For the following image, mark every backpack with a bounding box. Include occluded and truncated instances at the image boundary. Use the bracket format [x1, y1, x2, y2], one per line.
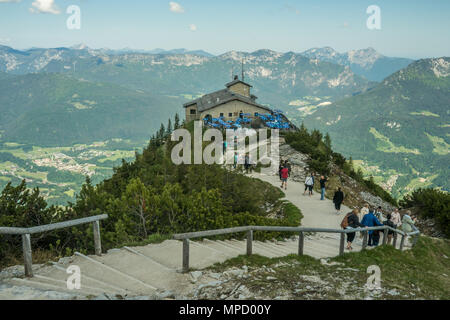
[340, 212, 353, 229]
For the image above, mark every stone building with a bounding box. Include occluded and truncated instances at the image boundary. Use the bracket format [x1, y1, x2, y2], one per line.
[183, 76, 273, 122]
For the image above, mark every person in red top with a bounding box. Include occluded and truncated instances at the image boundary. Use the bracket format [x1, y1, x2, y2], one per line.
[280, 166, 289, 190]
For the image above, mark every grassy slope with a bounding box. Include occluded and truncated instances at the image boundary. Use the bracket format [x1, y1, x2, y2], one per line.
[208, 237, 450, 300]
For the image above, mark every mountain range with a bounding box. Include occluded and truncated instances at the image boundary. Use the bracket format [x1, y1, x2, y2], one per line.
[304, 57, 449, 197]
[0, 45, 412, 81]
[0, 45, 380, 146]
[300, 47, 414, 81]
[0, 44, 447, 199]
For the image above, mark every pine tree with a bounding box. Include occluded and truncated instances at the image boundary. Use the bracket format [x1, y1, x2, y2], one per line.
[300, 122, 307, 134]
[159, 123, 165, 140]
[174, 113, 180, 130]
[324, 133, 332, 150]
[167, 119, 173, 135]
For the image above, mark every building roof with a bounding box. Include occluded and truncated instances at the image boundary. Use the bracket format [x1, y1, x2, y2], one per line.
[225, 79, 253, 88]
[183, 88, 272, 113]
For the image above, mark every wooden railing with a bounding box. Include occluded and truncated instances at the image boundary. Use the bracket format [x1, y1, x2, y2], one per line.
[173, 225, 420, 273]
[0, 214, 108, 277]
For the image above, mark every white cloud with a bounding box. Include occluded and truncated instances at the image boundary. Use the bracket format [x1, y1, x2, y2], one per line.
[29, 0, 60, 14]
[169, 2, 184, 14]
[189, 24, 197, 32]
[0, 0, 21, 3]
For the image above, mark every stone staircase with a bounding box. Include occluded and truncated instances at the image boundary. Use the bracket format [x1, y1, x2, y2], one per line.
[1, 231, 410, 300]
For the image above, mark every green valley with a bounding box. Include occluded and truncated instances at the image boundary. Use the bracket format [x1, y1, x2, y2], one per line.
[304, 58, 450, 198]
[0, 139, 146, 205]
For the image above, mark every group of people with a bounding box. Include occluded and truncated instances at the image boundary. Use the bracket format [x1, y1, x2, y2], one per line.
[341, 205, 418, 251]
[278, 167, 345, 216]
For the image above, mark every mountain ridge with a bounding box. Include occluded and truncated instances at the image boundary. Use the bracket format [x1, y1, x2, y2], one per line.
[303, 57, 450, 197]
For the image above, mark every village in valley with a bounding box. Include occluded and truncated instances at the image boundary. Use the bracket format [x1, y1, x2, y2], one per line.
[0, 139, 141, 204]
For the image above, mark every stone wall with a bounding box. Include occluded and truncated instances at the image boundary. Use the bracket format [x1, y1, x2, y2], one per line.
[200, 100, 269, 122]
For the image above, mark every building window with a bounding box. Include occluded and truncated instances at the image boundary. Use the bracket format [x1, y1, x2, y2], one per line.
[228, 113, 233, 117]
[220, 113, 224, 117]
[234, 112, 238, 116]
[190, 109, 197, 115]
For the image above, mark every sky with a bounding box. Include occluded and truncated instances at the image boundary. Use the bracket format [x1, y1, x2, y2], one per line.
[0, 0, 449, 59]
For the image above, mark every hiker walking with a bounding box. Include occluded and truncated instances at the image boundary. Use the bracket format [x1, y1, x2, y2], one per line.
[304, 173, 314, 197]
[319, 175, 328, 200]
[244, 154, 250, 173]
[233, 152, 238, 169]
[279, 161, 284, 180]
[383, 214, 396, 245]
[361, 207, 384, 246]
[360, 204, 369, 221]
[375, 206, 384, 221]
[401, 211, 418, 246]
[390, 208, 402, 228]
[285, 160, 292, 177]
[359, 204, 370, 239]
[280, 165, 289, 190]
[341, 209, 366, 251]
[333, 188, 344, 214]
[248, 153, 254, 173]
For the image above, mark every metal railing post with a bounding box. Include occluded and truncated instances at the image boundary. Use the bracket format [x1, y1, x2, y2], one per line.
[393, 232, 398, 248]
[362, 231, 368, 250]
[400, 235, 406, 250]
[22, 234, 33, 277]
[246, 230, 253, 256]
[382, 228, 389, 245]
[298, 232, 304, 256]
[339, 233, 345, 256]
[182, 239, 190, 273]
[93, 221, 102, 256]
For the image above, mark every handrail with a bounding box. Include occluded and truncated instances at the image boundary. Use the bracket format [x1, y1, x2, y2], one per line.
[173, 225, 409, 240]
[173, 225, 420, 273]
[0, 214, 108, 235]
[0, 214, 108, 277]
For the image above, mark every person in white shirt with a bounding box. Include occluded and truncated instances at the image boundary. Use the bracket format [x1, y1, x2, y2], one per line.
[390, 208, 402, 227]
[375, 206, 384, 221]
[359, 204, 370, 239]
[359, 204, 369, 221]
[304, 174, 315, 197]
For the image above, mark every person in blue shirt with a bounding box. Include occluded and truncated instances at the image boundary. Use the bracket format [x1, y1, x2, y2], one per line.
[361, 208, 384, 246]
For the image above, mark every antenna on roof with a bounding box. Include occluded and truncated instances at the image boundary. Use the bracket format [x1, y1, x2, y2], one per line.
[241, 58, 245, 81]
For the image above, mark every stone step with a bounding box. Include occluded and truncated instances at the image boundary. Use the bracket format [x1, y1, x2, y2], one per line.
[71, 252, 158, 295]
[263, 241, 298, 256]
[6, 277, 96, 298]
[216, 240, 246, 254]
[30, 262, 129, 296]
[123, 246, 176, 272]
[48, 255, 147, 296]
[252, 241, 285, 258]
[50, 262, 129, 294]
[202, 238, 244, 256]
